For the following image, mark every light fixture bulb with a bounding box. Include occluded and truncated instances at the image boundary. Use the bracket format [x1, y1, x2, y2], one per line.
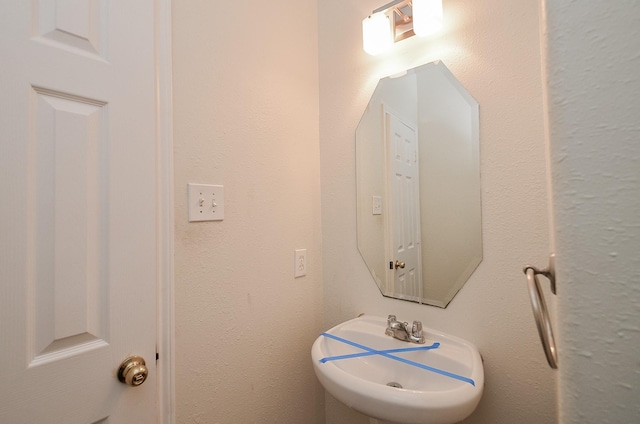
[362, 12, 392, 55]
[412, 0, 443, 37]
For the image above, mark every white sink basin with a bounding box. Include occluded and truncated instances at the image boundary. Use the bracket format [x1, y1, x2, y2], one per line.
[311, 315, 484, 424]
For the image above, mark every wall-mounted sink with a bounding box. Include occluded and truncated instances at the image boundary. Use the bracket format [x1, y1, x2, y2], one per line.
[311, 315, 484, 424]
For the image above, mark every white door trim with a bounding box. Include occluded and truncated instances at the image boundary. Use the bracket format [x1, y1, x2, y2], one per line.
[155, 0, 175, 422]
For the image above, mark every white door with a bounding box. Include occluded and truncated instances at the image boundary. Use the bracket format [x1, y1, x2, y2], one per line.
[0, 1, 159, 422]
[385, 109, 422, 301]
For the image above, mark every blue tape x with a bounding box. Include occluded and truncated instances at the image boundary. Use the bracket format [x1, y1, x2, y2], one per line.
[319, 332, 475, 386]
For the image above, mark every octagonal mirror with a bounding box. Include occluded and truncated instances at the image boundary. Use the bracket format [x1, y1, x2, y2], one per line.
[356, 61, 482, 308]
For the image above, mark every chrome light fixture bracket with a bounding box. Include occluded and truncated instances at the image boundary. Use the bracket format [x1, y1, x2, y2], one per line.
[362, 0, 443, 55]
[374, 0, 417, 42]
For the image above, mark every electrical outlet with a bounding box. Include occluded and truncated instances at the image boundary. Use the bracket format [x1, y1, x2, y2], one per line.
[294, 249, 307, 278]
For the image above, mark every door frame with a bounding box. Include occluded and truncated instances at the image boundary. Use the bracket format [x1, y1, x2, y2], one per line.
[155, 0, 175, 422]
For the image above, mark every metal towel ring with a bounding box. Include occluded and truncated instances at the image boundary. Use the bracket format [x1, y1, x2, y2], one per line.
[523, 253, 558, 369]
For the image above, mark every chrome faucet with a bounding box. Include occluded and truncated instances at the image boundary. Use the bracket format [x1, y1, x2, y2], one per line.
[385, 315, 425, 344]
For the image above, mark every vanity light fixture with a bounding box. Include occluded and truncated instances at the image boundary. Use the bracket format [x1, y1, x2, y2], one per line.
[362, 12, 393, 55]
[362, 0, 443, 55]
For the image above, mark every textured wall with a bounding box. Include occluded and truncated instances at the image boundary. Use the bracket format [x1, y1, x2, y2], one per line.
[172, 1, 325, 423]
[318, 0, 557, 423]
[544, 1, 640, 423]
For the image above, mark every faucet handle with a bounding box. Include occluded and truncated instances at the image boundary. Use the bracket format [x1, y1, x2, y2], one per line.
[411, 321, 425, 343]
[411, 321, 423, 336]
[385, 315, 396, 337]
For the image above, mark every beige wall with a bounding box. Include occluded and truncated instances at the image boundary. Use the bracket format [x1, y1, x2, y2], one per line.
[172, 1, 324, 423]
[318, 0, 557, 423]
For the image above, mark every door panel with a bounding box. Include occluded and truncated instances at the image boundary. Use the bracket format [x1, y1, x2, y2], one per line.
[30, 87, 109, 365]
[0, 1, 158, 422]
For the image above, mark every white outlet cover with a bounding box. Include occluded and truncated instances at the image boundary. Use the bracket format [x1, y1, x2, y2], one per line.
[294, 249, 307, 278]
[188, 183, 224, 222]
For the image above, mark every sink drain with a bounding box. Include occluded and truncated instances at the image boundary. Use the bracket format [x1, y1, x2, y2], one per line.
[386, 382, 403, 388]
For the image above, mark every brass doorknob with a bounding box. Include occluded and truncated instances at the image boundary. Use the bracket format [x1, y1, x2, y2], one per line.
[394, 260, 406, 269]
[118, 355, 148, 386]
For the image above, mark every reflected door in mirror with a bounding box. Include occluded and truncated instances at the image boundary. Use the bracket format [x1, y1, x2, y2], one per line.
[385, 109, 422, 301]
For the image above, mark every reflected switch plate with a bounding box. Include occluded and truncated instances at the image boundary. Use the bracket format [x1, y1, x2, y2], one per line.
[372, 196, 382, 215]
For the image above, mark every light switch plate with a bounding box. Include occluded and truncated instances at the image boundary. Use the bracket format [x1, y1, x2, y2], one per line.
[188, 183, 224, 222]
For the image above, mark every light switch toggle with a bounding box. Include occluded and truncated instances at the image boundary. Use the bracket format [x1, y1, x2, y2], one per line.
[188, 183, 225, 222]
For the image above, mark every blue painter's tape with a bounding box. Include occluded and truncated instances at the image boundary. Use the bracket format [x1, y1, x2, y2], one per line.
[319, 332, 475, 387]
[320, 343, 440, 363]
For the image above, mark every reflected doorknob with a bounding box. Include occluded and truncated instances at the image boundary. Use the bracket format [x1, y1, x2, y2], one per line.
[118, 355, 148, 386]
[394, 260, 406, 269]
